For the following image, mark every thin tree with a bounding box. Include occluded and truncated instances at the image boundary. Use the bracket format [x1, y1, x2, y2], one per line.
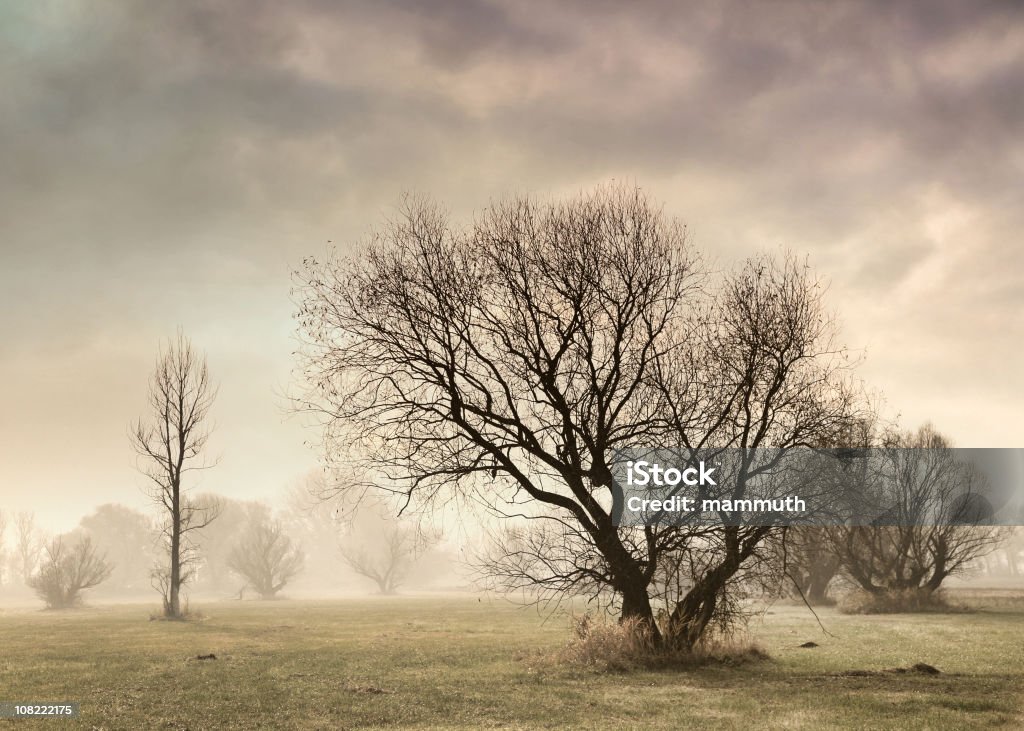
[227, 518, 304, 599]
[28, 535, 113, 609]
[131, 330, 219, 618]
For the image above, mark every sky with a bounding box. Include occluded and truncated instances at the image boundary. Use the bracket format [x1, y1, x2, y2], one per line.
[2, 0, 1022, 535]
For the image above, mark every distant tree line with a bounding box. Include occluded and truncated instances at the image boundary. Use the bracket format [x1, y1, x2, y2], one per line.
[0, 475, 451, 610]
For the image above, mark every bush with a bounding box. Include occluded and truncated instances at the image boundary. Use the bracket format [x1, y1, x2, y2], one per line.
[556, 615, 768, 672]
[559, 616, 656, 671]
[837, 588, 967, 614]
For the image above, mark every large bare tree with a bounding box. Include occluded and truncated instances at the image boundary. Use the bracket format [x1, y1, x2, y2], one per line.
[296, 186, 860, 649]
[131, 331, 219, 618]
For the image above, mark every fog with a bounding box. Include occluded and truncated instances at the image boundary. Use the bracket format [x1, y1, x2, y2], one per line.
[0, 471, 484, 609]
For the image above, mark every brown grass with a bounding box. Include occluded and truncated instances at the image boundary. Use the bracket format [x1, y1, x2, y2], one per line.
[1, 596, 1022, 728]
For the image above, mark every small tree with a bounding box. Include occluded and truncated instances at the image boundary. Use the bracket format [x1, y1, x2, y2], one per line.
[341, 524, 430, 595]
[227, 519, 304, 599]
[191, 495, 268, 595]
[14, 511, 44, 585]
[29, 535, 113, 609]
[79, 504, 159, 596]
[281, 474, 349, 593]
[131, 330, 219, 618]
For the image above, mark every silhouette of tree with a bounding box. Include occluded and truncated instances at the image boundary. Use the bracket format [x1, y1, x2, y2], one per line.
[131, 330, 219, 618]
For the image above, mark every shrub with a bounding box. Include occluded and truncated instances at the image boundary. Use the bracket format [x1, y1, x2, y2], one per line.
[556, 614, 768, 672]
[837, 588, 967, 614]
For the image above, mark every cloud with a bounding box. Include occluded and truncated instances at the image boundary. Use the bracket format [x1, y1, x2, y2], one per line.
[1, 0, 1021, 529]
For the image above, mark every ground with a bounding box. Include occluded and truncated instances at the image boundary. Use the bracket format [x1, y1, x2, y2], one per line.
[0, 592, 1022, 729]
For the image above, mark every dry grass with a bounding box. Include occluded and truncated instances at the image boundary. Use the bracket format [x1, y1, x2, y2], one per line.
[0, 594, 1021, 728]
[555, 614, 769, 672]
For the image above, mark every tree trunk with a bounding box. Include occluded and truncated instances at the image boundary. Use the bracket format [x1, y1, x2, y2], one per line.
[619, 577, 660, 644]
[664, 526, 771, 651]
[168, 481, 181, 618]
[667, 572, 723, 651]
[597, 524, 661, 644]
[924, 537, 948, 593]
[806, 560, 838, 604]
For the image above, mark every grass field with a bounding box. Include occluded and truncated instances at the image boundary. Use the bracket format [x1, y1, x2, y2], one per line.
[1, 593, 1022, 729]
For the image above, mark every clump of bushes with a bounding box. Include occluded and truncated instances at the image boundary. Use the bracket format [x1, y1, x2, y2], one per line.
[147, 598, 205, 622]
[837, 588, 967, 615]
[558, 616, 656, 671]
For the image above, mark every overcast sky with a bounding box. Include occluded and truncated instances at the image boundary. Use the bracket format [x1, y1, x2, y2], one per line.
[2, 0, 1022, 534]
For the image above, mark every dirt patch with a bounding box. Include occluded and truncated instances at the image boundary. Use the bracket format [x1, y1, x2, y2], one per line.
[346, 684, 393, 695]
[831, 663, 942, 678]
[889, 662, 941, 675]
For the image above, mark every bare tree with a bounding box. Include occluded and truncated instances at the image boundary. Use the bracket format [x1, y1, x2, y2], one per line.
[297, 187, 697, 634]
[28, 535, 113, 609]
[13, 511, 44, 585]
[190, 495, 267, 596]
[281, 474, 350, 593]
[227, 518, 304, 599]
[79, 504, 160, 597]
[295, 186, 861, 649]
[828, 424, 1008, 606]
[470, 255, 861, 649]
[131, 330, 219, 618]
[777, 527, 842, 605]
[1003, 527, 1024, 576]
[341, 524, 432, 595]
